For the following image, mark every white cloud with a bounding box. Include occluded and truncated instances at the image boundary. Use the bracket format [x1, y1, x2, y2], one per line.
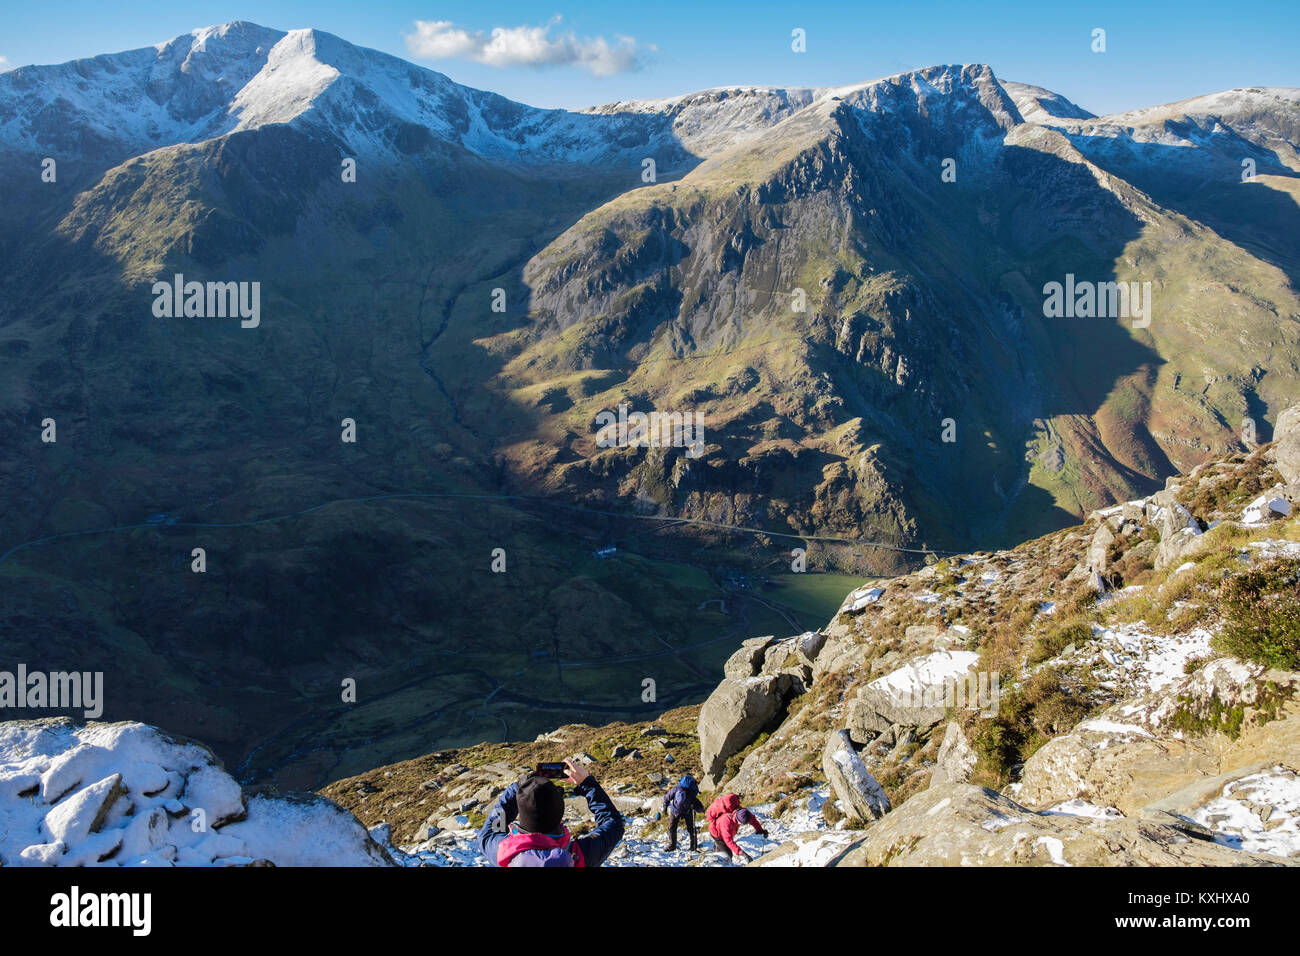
[0, 56, 11, 73]
[405, 16, 649, 76]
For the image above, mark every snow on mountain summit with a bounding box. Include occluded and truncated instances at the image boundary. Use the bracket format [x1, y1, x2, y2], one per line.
[2, 21, 1295, 191]
[0, 28, 1071, 173]
[0, 21, 284, 159]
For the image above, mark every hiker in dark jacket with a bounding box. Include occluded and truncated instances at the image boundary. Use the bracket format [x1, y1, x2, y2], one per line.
[662, 774, 705, 852]
[477, 758, 624, 867]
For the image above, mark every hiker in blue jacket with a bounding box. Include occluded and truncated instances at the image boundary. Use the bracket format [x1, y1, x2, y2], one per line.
[662, 774, 705, 852]
[477, 758, 624, 867]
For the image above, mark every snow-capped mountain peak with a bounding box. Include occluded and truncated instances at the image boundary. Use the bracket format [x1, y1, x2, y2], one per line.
[2, 21, 1295, 182]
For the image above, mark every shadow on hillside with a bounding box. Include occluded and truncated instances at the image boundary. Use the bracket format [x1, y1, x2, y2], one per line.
[0, 112, 727, 788]
[1063, 132, 1300, 290]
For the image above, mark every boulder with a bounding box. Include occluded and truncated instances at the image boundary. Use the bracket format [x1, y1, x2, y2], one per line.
[1243, 494, 1291, 523]
[1145, 488, 1179, 526]
[1126, 538, 1157, 565]
[795, 630, 828, 661]
[853, 651, 981, 732]
[760, 640, 812, 684]
[1155, 501, 1202, 570]
[1275, 403, 1300, 484]
[1121, 500, 1146, 524]
[698, 673, 798, 787]
[1016, 660, 1300, 815]
[723, 636, 777, 680]
[1086, 521, 1115, 573]
[929, 722, 977, 787]
[845, 697, 892, 744]
[42, 774, 125, 845]
[821, 731, 891, 824]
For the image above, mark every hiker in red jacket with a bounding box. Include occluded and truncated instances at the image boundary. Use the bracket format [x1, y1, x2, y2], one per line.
[705, 792, 768, 864]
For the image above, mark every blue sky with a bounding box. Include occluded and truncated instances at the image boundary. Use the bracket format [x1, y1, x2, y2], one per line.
[2, 1, 1297, 114]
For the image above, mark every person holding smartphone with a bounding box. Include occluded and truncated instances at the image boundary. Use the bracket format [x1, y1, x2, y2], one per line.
[476, 758, 624, 867]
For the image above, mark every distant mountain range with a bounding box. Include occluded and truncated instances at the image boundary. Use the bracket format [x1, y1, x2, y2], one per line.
[2, 21, 1297, 788]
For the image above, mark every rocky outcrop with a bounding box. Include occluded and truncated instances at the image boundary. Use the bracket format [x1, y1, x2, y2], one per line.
[823, 785, 1293, 866]
[1154, 499, 1204, 570]
[822, 730, 891, 823]
[1275, 403, 1300, 485]
[699, 674, 801, 788]
[1085, 521, 1115, 574]
[0, 719, 394, 867]
[723, 636, 778, 680]
[700, 629, 829, 787]
[1016, 660, 1300, 816]
[929, 722, 977, 787]
[846, 651, 980, 742]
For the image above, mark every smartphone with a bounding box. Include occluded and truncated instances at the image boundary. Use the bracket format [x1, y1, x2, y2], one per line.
[536, 762, 568, 779]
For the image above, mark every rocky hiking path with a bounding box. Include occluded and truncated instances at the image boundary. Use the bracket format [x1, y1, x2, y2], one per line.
[8, 411, 1300, 866]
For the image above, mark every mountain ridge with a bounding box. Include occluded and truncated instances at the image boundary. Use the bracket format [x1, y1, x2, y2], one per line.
[8, 21, 1294, 171]
[2, 21, 1299, 791]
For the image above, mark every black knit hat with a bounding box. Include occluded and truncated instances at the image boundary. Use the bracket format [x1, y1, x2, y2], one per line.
[516, 774, 565, 834]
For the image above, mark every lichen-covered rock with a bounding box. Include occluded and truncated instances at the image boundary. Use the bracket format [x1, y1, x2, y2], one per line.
[852, 651, 980, 734]
[1274, 403, 1300, 485]
[929, 722, 977, 787]
[723, 636, 777, 680]
[821, 730, 891, 823]
[698, 673, 799, 788]
[1016, 661, 1300, 815]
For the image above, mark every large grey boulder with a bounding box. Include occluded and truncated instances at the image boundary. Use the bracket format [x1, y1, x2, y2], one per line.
[1275, 403, 1300, 484]
[723, 636, 778, 680]
[929, 722, 977, 787]
[851, 651, 981, 736]
[1086, 521, 1115, 573]
[760, 639, 813, 684]
[698, 673, 798, 788]
[821, 731, 891, 824]
[1154, 501, 1202, 570]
